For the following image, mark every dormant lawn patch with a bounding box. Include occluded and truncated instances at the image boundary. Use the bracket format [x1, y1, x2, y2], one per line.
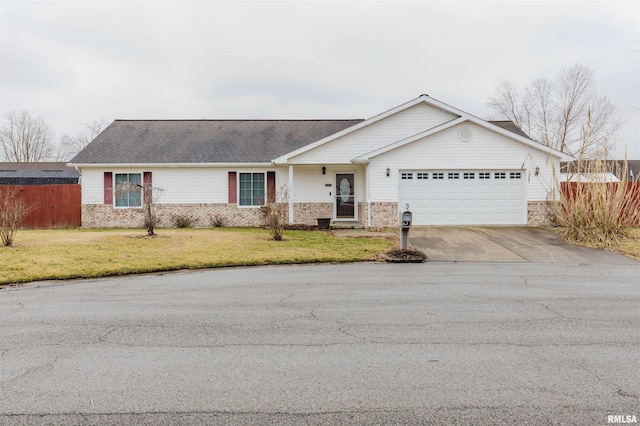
[0, 228, 392, 285]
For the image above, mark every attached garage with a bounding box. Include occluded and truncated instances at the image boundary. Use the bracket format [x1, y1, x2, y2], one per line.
[398, 170, 526, 225]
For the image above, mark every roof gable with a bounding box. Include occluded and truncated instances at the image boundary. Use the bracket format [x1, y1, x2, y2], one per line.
[352, 117, 570, 163]
[273, 95, 453, 163]
[273, 94, 560, 164]
[281, 102, 459, 165]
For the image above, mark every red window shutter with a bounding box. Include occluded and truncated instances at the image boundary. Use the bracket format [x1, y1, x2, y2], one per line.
[228, 171, 237, 204]
[267, 171, 276, 203]
[104, 172, 113, 204]
[143, 172, 152, 204]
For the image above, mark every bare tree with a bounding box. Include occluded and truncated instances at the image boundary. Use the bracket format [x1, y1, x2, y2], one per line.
[0, 110, 55, 162]
[56, 119, 108, 161]
[113, 180, 163, 236]
[487, 64, 621, 157]
[261, 185, 289, 241]
[0, 187, 36, 247]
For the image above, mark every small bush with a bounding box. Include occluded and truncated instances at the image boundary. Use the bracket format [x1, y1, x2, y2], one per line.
[262, 186, 289, 241]
[209, 214, 226, 228]
[0, 187, 36, 247]
[172, 214, 194, 228]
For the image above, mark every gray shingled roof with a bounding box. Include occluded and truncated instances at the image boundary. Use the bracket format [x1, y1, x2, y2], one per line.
[0, 162, 80, 185]
[70, 120, 364, 164]
[488, 121, 531, 139]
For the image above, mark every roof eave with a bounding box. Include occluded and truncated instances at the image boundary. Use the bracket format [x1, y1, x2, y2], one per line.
[68, 162, 276, 168]
[274, 95, 432, 163]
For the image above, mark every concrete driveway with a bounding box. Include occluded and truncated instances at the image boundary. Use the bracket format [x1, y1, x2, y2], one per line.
[407, 226, 638, 264]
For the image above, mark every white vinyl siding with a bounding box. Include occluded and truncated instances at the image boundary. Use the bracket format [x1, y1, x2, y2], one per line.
[290, 164, 365, 203]
[80, 167, 288, 205]
[289, 103, 458, 164]
[367, 122, 556, 203]
[151, 168, 229, 204]
[80, 168, 109, 204]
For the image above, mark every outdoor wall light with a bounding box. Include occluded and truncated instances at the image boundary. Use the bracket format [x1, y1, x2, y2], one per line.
[322, 166, 326, 175]
[386, 167, 390, 177]
[535, 166, 540, 176]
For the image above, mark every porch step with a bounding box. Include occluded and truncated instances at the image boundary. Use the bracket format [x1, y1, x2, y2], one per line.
[331, 222, 365, 230]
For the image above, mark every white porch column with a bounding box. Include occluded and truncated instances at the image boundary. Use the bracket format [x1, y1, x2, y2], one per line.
[365, 163, 371, 228]
[288, 164, 294, 224]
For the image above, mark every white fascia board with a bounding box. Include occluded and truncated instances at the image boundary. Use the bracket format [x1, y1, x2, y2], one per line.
[271, 93, 572, 165]
[352, 115, 573, 163]
[468, 117, 573, 161]
[273, 94, 435, 164]
[67, 162, 275, 168]
[420, 96, 572, 160]
[351, 117, 467, 162]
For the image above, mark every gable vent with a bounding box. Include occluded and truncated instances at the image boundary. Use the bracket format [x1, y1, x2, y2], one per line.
[458, 127, 473, 142]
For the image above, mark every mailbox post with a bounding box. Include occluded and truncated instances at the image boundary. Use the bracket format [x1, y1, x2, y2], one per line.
[401, 210, 412, 250]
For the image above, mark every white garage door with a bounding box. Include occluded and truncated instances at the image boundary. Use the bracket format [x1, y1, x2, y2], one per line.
[398, 170, 526, 225]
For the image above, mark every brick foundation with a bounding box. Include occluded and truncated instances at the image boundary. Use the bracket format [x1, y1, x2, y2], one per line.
[83, 202, 338, 229]
[82, 204, 265, 228]
[292, 203, 333, 225]
[368, 202, 398, 228]
[527, 201, 558, 226]
[83, 201, 553, 228]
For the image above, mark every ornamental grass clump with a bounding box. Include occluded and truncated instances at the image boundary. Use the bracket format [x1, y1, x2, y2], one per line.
[556, 155, 640, 246]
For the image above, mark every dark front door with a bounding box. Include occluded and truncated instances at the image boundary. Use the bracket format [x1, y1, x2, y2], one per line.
[335, 173, 355, 219]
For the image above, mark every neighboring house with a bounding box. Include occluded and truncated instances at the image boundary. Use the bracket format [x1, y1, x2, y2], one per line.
[69, 94, 570, 228]
[0, 162, 81, 229]
[0, 162, 80, 185]
[561, 160, 640, 183]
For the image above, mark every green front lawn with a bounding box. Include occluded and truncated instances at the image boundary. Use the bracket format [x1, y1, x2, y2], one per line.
[0, 228, 393, 285]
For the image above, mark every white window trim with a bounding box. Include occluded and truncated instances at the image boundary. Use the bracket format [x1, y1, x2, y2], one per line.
[237, 171, 267, 208]
[113, 172, 144, 209]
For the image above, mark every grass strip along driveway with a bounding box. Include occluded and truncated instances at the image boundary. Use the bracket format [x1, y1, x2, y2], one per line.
[0, 228, 393, 285]
[609, 227, 640, 260]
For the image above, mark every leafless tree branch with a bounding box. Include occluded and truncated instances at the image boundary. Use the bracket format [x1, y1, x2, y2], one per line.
[487, 64, 621, 158]
[0, 111, 55, 162]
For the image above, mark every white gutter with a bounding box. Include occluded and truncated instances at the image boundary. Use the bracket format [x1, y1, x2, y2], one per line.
[67, 162, 275, 168]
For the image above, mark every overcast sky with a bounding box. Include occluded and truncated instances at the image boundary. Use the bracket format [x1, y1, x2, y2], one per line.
[1, 0, 639, 158]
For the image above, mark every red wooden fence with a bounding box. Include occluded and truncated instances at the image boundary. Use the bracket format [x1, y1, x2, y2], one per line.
[2, 184, 81, 229]
[560, 182, 640, 225]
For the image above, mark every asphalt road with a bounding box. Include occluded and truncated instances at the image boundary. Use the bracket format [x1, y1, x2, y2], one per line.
[1, 262, 639, 425]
